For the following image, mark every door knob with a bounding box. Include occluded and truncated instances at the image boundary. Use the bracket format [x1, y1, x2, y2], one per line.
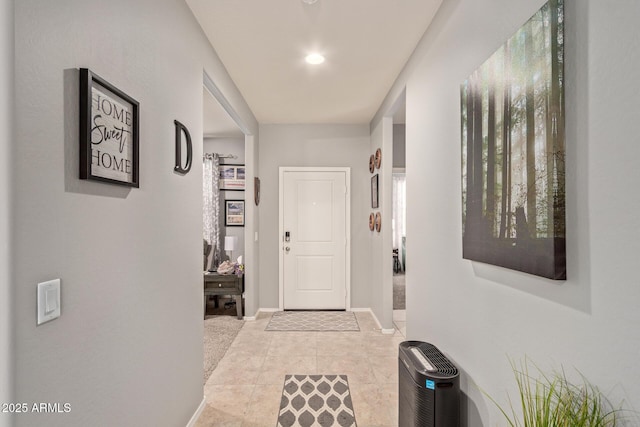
[285, 246, 290, 253]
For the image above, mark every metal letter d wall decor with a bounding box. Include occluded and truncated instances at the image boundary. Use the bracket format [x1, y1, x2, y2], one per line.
[174, 120, 193, 175]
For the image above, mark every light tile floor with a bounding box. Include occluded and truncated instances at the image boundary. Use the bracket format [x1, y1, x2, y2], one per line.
[195, 311, 405, 427]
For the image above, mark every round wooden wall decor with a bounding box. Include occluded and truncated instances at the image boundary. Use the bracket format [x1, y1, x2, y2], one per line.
[369, 213, 375, 231]
[374, 148, 382, 169]
[369, 154, 375, 173]
[375, 212, 382, 232]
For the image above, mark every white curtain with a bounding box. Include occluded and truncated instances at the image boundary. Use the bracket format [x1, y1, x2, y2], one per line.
[203, 154, 221, 271]
[392, 173, 406, 271]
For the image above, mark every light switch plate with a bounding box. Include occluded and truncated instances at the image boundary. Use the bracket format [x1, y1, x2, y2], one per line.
[37, 279, 61, 325]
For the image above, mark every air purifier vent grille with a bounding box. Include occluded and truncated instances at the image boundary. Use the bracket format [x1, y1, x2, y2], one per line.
[420, 343, 458, 376]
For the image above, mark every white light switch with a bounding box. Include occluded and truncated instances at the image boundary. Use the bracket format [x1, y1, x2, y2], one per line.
[45, 288, 58, 313]
[37, 279, 61, 325]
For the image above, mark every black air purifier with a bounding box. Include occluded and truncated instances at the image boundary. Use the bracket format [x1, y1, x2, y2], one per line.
[398, 341, 460, 427]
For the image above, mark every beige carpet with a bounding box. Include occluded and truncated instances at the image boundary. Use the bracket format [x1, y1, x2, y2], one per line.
[393, 274, 406, 310]
[203, 315, 244, 383]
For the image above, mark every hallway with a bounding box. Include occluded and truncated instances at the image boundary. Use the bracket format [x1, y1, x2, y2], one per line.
[195, 312, 405, 427]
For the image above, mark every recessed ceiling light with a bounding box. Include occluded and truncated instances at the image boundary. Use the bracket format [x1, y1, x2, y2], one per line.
[302, 0, 318, 4]
[305, 53, 325, 65]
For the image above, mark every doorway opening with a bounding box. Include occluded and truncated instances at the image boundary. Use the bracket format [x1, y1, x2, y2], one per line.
[391, 97, 406, 328]
[202, 86, 246, 317]
[201, 72, 256, 383]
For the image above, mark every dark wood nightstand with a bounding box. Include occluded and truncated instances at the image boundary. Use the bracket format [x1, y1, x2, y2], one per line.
[203, 272, 244, 319]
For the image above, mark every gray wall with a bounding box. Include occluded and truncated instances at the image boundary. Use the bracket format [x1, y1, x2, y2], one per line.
[203, 137, 246, 266]
[258, 124, 371, 309]
[392, 124, 406, 169]
[12, 0, 256, 426]
[243, 135, 260, 317]
[0, 0, 14, 425]
[369, 119, 394, 330]
[374, 0, 640, 424]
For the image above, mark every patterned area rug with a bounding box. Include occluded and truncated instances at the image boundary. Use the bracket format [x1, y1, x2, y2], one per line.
[265, 311, 359, 332]
[277, 375, 357, 427]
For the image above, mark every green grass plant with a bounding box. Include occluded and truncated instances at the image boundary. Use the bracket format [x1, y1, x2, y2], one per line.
[488, 358, 621, 427]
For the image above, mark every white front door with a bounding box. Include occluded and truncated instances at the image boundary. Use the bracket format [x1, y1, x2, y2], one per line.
[281, 169, 349, 310]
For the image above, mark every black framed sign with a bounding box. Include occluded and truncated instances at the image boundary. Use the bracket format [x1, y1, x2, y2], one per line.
[225, 200, 245, 227]
[79, 68, 140, 187]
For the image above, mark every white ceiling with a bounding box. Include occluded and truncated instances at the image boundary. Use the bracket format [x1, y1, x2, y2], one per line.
[187, 0, 442, 125]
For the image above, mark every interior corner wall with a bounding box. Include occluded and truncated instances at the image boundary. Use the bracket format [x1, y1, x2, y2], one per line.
[257, 124, 371, 310]
[369, 118, 394, 330]
[392, 125, 406, 169]
[0, 0, 14, 425]
[371, 0, 640, 424]
[13, 0, 256, 426]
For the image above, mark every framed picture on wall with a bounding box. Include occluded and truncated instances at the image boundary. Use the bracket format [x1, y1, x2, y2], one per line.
[225, 200, 245, 226]
[371, 174, 379, 208]
[79, 68, 140, 187]
[219, 164, 245, 190]
[460, 0, 566, 280]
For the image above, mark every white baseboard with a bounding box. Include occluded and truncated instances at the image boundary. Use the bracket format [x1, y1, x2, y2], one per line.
[393, 309, 406, 322]
[186, 397, 206, 427]
[350, 308, 395, 335]
[244, 307, 280, 321]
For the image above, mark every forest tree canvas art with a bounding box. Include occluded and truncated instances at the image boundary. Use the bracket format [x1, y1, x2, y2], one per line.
[461, 0, 566, 280]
